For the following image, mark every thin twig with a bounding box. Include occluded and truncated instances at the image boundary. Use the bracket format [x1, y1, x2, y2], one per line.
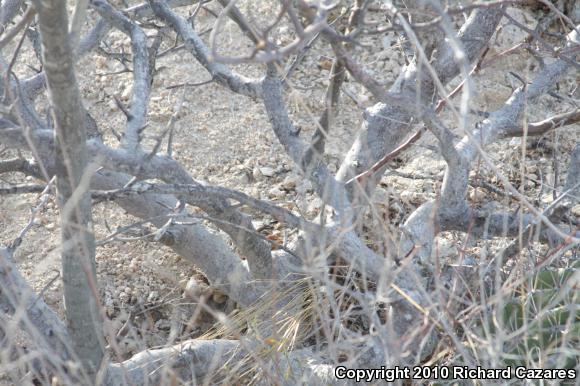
[0, 6, 36, 50]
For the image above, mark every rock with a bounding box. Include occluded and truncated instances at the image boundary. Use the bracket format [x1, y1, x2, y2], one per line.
[281, 175, 299, 190]
[268, 186, 285, 199]
[119, 292, 129, 303]
[147, 291, 159, 303]
[120, 337, 139, 355]
[572, 204, 580, 218]
[105, 294, 115, 317]
[382, 36, 393, 49]
[252, 167, 262, 180]
[527, 164, 538, 173]
[432, 238, 458, 259]
[468, 188, 485, 203]
[155, 319, 171, 330]
[184, 278, 209, 299]
[120, 85, 132, 101]
[95, 56, 107, 69]
[107, 99, 118, 111]
[152, 76, 164, 88]
[540, 194, 553, 205]
[260, 166, 275, 177]
[296, 180, 313, 195]
[400, 190, 423, 204]
[212, 290, 227, 304]
[236, 171, 251, 185]
[250, 186, 260, 197]
[252, 220, 267, 232]
[307, 197, 323, 215]
[509, 137, 521, 148]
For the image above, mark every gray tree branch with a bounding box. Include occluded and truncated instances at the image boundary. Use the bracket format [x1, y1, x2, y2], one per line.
[34, 0, 105, 378]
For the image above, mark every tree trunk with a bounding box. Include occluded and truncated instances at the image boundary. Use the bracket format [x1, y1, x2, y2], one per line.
[35, 0, 104, 380]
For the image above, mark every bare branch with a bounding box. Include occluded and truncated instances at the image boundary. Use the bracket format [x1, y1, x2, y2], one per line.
[0, 247, 73, 371]
[1, 1, 578, 382]
[0, 0, 24, 29]
[0, 184, 46, 194]
[215, 0, 261, 44]
[150, 0, 263, 99]
[0, 6, 35, 51]
[447, 26, 580, 213]
[104, 339, 241, 385]
[92, 170, 273, 306]
[301, 59, 345, 174]
[336, 7, 504, 201]
[399, 24, 580, 265]
[93, 182, 320, 233]
[0, 157, 41, 177]
[501, 109, 580, 137]
[125, 0, 202, 18]
[262, 64, 351, 214]
[208, 0, 330, 64]
[90, 0, 152, 149]
[0, 127, 276, 280]
[69, 0, 89, 50]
